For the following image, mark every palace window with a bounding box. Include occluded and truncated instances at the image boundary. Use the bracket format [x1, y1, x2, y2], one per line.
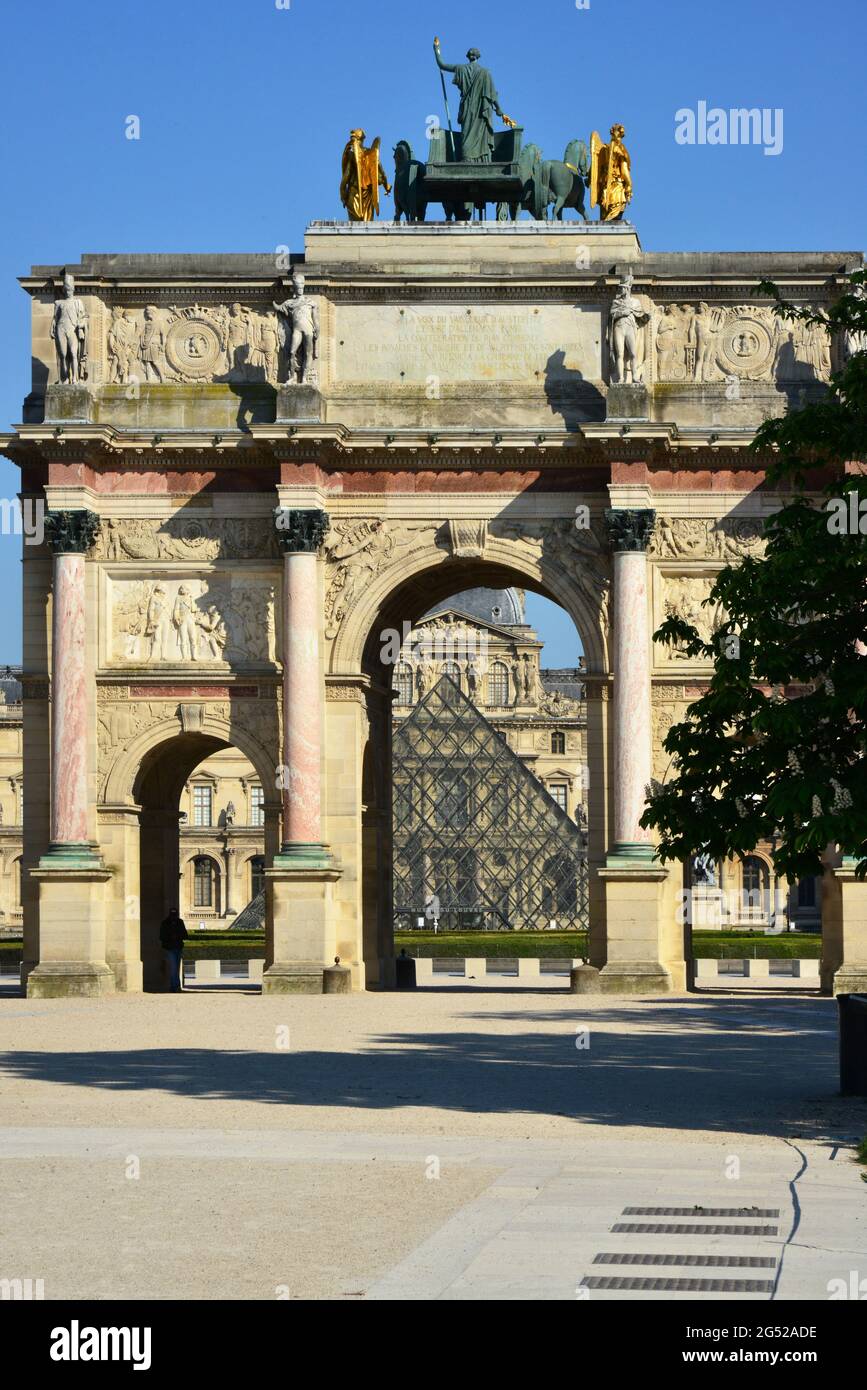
[394, 663, 414, 706]
[548, 784, 568, 812]
[192, 784, 213, 827]
[249, 785, 264, 827]
[551, 731, 566, 755]
[741, 855, 769, 915]
[797, 876, 817, 909]
[193, 856, 218, 909]
[250, 855, 266, 899]
[487, 662, 509, 706]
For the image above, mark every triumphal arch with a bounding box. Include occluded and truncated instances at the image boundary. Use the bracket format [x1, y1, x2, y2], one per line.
[3, 215, 864, 997]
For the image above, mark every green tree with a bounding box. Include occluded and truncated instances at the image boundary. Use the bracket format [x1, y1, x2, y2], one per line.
[642, 271, 867, 881]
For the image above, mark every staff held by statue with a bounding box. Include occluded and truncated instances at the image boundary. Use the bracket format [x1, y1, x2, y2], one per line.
[433, 36, 456, 159]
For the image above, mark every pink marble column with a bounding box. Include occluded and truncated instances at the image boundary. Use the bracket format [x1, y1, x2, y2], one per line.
[606, 508, 656, 860]
[275, 508, 330, 862]
[44, 510, 101, 856]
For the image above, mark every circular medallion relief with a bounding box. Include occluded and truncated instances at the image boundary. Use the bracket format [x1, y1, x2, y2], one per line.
[164, 317, 223, 379]
[716, 314, 773, 379]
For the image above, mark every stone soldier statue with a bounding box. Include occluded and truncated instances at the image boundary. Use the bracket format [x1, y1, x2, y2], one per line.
[51, 270, 88, 383]
[273, 272, 319, 385]
[433, 37, 515, 162]
[608, 272, 648, 384]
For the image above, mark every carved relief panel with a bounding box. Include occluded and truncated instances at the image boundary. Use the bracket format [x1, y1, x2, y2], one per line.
[101, 570, 278, 670]
[652, 569, 726, 670]
[653, 302, 832, 384]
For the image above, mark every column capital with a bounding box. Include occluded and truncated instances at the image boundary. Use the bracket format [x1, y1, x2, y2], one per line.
[605, 507, 656, 553]
[44, 508, 101, 555]
[273, 507, 330, 555]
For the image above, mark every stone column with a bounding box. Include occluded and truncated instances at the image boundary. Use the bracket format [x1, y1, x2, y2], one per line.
[275, 507, 331, 865]
[581, 505, 679, 995]
[605, 507, 656, 862]
[29, 508, 113, 998]
[43, 509, 101, 860]
[263, 507, 341, 994]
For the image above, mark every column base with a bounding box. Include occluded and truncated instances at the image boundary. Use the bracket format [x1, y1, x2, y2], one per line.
[828, 964, 867, 997]
[27, 961, 115, 999]
[38, 841, 105, 870]
[598, 962, 673, 994]
[605, 842, 657, 868]
[262, 961, 327, 995]
[597, 862, 680, 994]
[263, 857, 343, 996]
[29, 860, 114, 998]
[273, 842, 336, 871]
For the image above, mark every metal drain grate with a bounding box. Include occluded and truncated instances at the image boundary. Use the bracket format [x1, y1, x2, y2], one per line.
[582, 1275, 774, 1293]
[593, 1253, 777, 1268]
[612, 1223, 778, 1236]
[622, 1206, 779, 1218]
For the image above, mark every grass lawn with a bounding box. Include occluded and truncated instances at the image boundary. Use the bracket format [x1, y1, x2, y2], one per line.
[0, 927, 822, 969]
[394, 930, 822, 960]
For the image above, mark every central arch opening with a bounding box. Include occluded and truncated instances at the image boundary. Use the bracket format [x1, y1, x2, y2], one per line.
[356, 557, 597, 986]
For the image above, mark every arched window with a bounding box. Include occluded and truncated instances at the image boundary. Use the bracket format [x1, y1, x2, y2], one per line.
[250, 855, 266, 899]
[487, 662, 509, 706]
[394, 663, 414, 705]
[193, 856, 218, 910]
[741, 855, 769, 916]
[441, 662, 461, 684]
[551, 730, 566, 755]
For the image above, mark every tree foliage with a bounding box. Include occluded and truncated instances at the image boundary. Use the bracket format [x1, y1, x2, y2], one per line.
[642, 271, 867, 880]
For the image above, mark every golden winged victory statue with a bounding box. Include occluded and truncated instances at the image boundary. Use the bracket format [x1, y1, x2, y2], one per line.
[340, 128, 392, 222]
[590, 123, 633, 222]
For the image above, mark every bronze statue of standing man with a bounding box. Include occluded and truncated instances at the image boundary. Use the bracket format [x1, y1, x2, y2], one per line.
[433, 37, 515, 163]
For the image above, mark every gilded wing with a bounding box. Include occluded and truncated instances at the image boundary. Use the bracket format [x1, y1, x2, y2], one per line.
[589, 130, 606, 211]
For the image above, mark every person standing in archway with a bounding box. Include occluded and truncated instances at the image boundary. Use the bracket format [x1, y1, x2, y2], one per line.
[159, 907, 187, 993]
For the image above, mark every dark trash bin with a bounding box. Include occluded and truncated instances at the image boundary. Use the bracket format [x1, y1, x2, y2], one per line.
[395, 950, 417, 990]
[838, 994, 867, 1096]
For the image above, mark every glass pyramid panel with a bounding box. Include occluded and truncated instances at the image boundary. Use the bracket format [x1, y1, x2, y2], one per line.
[393, 676, 588, 931]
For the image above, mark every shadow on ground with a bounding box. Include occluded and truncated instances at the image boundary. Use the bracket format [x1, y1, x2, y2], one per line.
[2, 996, 862, 1141]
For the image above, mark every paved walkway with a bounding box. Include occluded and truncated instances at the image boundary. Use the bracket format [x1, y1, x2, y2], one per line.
[0, 988, 864, 1300]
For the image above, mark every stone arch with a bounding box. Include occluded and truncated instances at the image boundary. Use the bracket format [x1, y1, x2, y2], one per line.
[100, 713, 279, 991]
[327, 527, 608, 677]
[102, 712, 276, 809]
[323, 529, 604, 988]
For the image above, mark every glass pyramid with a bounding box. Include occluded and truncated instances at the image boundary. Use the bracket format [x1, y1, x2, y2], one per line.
[393, 676, 588, 931]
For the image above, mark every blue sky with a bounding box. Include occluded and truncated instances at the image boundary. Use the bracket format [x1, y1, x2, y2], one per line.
[0, 0, 863, 664]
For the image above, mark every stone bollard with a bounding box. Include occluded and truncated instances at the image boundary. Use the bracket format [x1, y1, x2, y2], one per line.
[569, 964, 600, 993]
[747, 958, 770, 979]
[517, 958, 540, 981]
[414, 957, 433, 984]
[195, 959, 221, 982]
[248, 959, 265, 983]
[695, 959, 718, 979]
[464, 957, 486, 981]
[323, 956, 351, 995]
[794, 959, 820, 979]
